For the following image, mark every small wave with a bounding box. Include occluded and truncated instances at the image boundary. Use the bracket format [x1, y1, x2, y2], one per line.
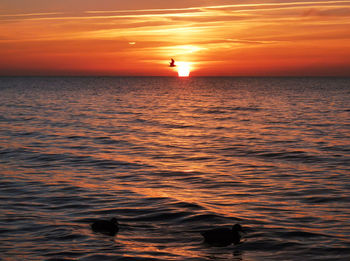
[277, 231, 331, 238]
[198, 106, 261, 115]
[126, 209, 192, 222]
[66, 135, 89, 140]
[230, 106, 261, 111]
[1, 146, 149, 170]
[221, 146, 328, 164]
[242, 240, 303, 251]
[182, 213, 240, 224]
[93, 136, 133, 146]
[302, 196, 350, 204]
[170, 202, 204, 211]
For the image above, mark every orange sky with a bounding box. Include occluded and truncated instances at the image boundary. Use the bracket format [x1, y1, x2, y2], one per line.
[1, 0, 350, 76]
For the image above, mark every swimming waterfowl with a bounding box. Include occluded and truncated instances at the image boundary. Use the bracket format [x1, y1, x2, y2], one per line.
[201, 224, 243, 246]
[91, 218, 119, 236]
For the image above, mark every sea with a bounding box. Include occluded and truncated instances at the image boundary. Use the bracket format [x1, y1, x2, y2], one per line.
[0, 76, 349, 261]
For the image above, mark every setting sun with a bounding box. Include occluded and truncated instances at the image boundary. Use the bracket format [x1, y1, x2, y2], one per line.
[177, 62, 191, 77]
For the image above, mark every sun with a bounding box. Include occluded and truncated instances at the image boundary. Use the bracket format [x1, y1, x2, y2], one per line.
[177, 62, 191, 77]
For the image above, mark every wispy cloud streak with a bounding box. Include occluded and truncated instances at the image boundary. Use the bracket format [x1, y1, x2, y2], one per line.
[0, 12, 63, 17]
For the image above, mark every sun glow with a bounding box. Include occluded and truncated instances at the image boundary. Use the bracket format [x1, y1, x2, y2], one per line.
[177, 62, 191, 77]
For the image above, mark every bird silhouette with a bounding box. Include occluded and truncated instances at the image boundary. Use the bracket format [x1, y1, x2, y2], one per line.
[169, 58, 176, 67]
[91, 218, 119, 236]
[201, 224, 243, 246]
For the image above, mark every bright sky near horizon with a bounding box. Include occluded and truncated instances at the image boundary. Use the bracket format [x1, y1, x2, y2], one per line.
[1, 0, 350, 76]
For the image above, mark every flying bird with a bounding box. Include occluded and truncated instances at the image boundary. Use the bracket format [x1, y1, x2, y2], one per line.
[169, 58, 176, 67]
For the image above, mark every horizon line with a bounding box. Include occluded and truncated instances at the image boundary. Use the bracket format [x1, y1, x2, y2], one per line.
[1, 75, 349, 78]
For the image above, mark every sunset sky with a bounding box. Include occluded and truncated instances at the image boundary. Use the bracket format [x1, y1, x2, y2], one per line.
[1, 0, 350, 76]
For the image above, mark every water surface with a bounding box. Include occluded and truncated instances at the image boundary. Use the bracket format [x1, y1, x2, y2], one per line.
[0, 77, 350, 260]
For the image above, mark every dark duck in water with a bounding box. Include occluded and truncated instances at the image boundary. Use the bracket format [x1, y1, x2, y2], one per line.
[201, 224, 243, 246]
[91, 218, 119, 236]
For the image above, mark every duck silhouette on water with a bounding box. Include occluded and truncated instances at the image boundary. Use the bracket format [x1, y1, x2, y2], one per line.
[91, 218, 119, 236]
[201, 224, 243, 246]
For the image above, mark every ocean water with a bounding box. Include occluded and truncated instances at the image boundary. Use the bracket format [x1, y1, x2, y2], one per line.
[0, 76, 349, 261]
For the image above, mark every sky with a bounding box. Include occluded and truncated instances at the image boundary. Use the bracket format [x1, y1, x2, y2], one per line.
[1, 0, 350, 76]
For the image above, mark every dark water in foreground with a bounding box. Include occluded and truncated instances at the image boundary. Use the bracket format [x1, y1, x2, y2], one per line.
[0, 77, 350, 261]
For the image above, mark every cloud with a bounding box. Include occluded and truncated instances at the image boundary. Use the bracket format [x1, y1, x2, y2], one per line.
[0, 12, 63, 17]
[1, 0, 349, 49]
